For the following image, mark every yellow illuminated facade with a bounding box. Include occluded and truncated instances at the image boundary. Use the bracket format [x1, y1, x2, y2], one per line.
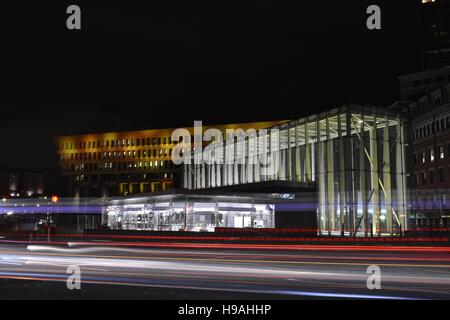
[55, 121, 287, 197]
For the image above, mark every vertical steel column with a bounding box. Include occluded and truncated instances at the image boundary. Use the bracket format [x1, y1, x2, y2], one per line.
[277, 127, 283, 180]
[383, 113, 393, 235]
[233, 138, 239, 185]
[396, 115, 407, 232]
[270, 129, 276, 181]
[201, 163, 206, 189]
[183, 164, 188, 189]
[240, 137, 246, 184]
[221, 143, 226, 186]
[255, 132, 261, 183]
[317, 116, 325, 234]
[295, 121, 301, 182]
[346, 109, 357, 235]
[287, 124, 293, 181]
[370, 112, 381, 236]
[338, 112, 346, 234]
[211, 163, 216, 188]
[246, 137, 252, 183]
[326, 115, 335, 234]
[305, 121, 312, 182]
[217, 162, 222, 187]
[359, 113, 368, 236]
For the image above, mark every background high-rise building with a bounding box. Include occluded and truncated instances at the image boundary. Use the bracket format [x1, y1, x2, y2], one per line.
[420, 0, 450, 70]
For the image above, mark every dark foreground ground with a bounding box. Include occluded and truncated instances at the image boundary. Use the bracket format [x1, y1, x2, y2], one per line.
[0, 278, 297, 300]
[0, 240, 450, 300]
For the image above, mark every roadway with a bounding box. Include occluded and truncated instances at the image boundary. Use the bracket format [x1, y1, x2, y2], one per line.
[0, 240, 449, 299]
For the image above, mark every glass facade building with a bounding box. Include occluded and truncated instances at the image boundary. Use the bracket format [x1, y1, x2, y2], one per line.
[184, 106, 408, 236]
[104, 194, 275, 232]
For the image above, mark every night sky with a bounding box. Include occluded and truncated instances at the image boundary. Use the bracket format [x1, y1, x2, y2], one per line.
[2, 0, 420, 180]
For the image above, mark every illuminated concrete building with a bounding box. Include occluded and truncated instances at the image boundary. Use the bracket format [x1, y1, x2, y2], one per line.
[55, 121, 286, 198]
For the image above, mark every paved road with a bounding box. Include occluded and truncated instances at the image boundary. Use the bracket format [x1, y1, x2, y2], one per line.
[0, 240, 449, 299]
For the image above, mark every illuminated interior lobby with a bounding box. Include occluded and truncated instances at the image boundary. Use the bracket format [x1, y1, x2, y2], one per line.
[103, 193, 276, 232]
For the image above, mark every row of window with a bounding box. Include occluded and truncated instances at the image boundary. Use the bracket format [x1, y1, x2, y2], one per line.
[413, 116, 450, 141]
[61, 149, 173, 162]
[62, 161, 175, 172]
[408, 84, 450, 118]
[57, 136, 173, 151]
[414, 144, 449, 165]
[73, 173, 174, 182]
[414, 167, 449, 186]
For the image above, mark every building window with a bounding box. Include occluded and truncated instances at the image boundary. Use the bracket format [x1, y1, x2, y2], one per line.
[422, 151, 426, 163]
[439, 145, 445, 159]
[430, 170, 434, 185]
[439, 168, 445, 184]
[422, 172, 427, 185]
[430, 149, 435, 162]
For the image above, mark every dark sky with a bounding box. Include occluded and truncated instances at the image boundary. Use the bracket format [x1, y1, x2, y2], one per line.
[1, 0, 420, 173]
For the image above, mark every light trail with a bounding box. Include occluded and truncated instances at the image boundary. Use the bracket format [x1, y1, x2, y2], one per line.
[1, 242, 450, 299]
[21, 245, 450, 269]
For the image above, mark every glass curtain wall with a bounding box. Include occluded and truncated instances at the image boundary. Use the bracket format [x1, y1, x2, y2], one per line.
[184, 106, 407, 236]
[104, 195, 275, 232]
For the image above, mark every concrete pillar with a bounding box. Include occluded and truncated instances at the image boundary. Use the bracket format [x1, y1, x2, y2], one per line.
[383, 114, 393, 235]
[370, 114, 381, 236]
